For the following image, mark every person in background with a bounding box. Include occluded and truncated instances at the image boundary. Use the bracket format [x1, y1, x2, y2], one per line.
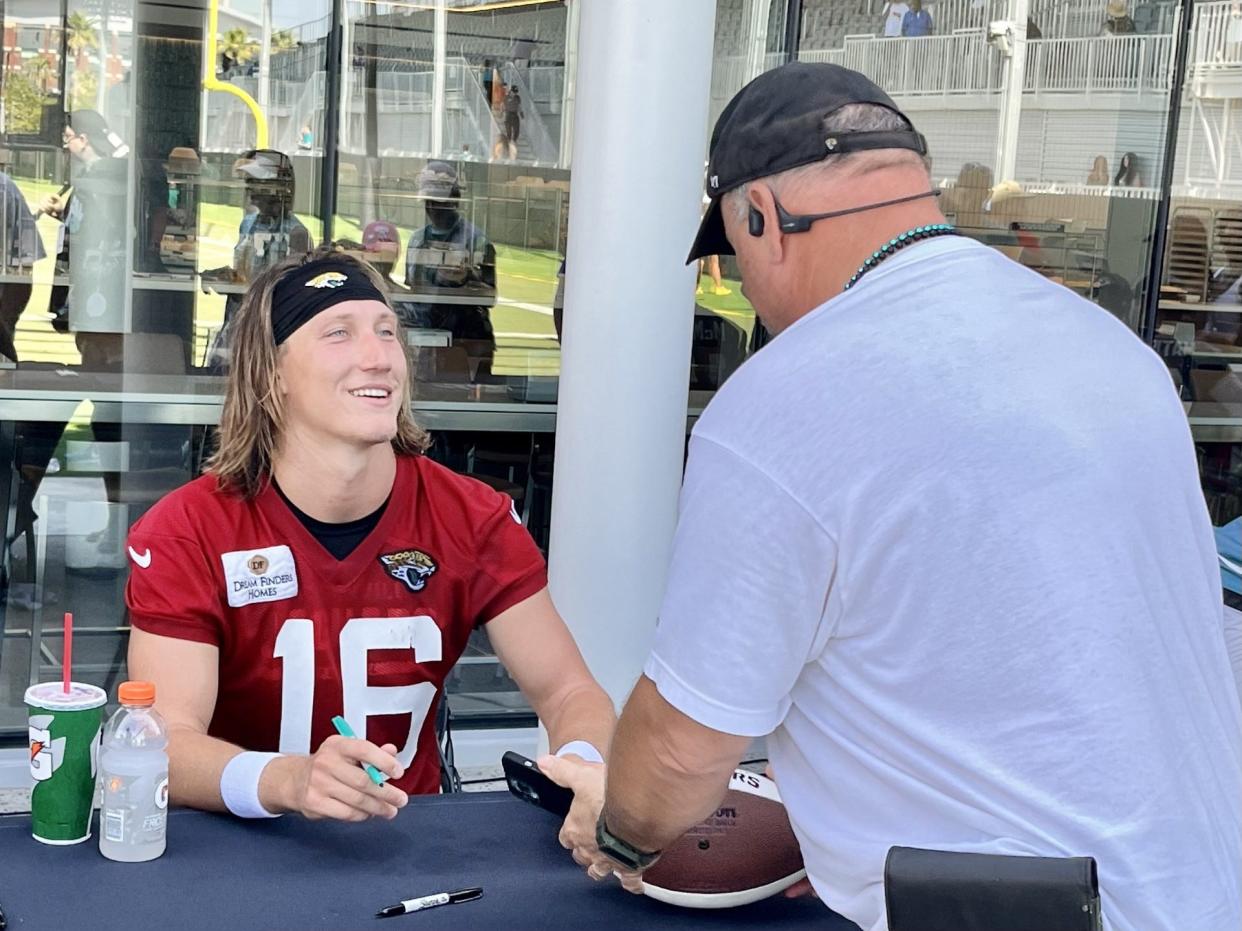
[229, 149, 313, 281]
[881, 0, 910, 37]
[552, 257, 566, 342]
[206, 149, 313, 371]
[19, 109, 132, 569]
[504, 85, 523, 152]
[1213, 517, 1242, 705]
[1087, 155, 1110, 185]
[403, 161, 497, 368]
[1113, 151, 1142, 186]
[696, 253, 731, 297]
[41, 109, 129, 338]
[901, 0, 933, 37]
[0, 151, 45, 364]
[944, 161, 993, 228]
[481, 59, 495, 107]
[1103, 0, 1137, 34]
[493, 129, 516, 161]
[360, 220, 400, 281]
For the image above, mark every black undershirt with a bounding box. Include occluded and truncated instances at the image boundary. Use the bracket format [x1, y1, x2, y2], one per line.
[273, 480, 390, 561]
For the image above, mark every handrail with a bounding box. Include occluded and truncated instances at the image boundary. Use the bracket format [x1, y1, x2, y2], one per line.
[1191, 0, 1242, 70]
[204, 0, 269, 149]
[797, 32, 1172, 97]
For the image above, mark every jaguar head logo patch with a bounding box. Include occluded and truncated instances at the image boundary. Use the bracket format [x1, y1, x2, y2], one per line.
[305, 271, 347, 289]
[379, 549, 437, 593]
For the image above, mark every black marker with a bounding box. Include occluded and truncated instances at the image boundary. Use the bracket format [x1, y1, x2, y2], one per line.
[375, 887, 482, 918]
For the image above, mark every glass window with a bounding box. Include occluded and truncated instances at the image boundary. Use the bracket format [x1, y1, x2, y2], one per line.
[0, 0, 1197, 742]
[792, 0, 1172, 335]
[696, 0, 790, 385]
[333, 0, 573, 724]
[1156, 0, 1242, 611]
[0, 0, 574, 736]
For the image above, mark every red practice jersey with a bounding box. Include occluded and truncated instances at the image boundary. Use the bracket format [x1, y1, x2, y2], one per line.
[125, 455, 546, 794]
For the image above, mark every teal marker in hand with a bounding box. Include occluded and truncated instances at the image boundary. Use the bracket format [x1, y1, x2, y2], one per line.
[331, 715, 388, 785]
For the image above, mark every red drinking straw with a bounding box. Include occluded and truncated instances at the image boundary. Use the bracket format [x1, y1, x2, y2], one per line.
[62, 612, 72, 693]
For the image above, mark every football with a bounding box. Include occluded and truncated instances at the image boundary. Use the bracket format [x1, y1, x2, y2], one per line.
[640, 769, 807, 908]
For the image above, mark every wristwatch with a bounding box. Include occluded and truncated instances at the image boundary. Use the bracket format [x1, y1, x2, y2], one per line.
[595, 811, 662, 871]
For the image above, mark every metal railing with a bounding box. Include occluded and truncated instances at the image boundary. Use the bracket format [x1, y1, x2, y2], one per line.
[1191, 0, 1242, 71]
[797, 32, 1172, 98]
[1025, 34, 1174, 95]
[708, 51, 787, 128]
[914, 0, 1007, 36]
[451, 57, 504, 158]
[800, 33, 1002, 97]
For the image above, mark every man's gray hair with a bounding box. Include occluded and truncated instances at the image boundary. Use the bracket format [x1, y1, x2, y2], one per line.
[724, 103, 930, 221]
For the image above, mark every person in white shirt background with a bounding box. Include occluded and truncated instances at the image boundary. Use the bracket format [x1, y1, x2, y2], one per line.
[882, 0, 911, 36]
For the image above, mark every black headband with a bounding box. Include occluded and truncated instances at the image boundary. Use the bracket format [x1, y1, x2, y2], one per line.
[270, 259, 388, 345]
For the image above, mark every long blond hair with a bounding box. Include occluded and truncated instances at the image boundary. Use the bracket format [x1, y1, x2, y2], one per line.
[206, 248, 430, 498]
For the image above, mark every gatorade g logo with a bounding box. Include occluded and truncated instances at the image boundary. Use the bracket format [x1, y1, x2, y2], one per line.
[156, 777, 169, 810]
[28, 715, 65, 782]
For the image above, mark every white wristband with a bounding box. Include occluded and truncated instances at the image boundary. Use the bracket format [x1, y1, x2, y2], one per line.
[555, 740, 604, 764]
[220, 751, 285, 819]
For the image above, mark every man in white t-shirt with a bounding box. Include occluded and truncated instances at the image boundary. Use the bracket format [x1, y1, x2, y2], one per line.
[540, 62, 1242, 931]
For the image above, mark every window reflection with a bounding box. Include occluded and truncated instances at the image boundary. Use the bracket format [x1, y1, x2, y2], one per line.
[400, 160, 497, 370]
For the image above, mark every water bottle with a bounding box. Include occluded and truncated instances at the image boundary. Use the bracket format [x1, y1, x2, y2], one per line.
[98, 681, 169, 862]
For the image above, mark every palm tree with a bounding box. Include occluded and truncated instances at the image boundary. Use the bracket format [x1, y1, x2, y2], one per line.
[218, 28, 258, 76]
[270, 30, 298, 55]
[65, 11, 98, 71]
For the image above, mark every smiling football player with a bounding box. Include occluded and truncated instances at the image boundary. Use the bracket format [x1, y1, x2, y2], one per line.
[124, 248, 614, 830]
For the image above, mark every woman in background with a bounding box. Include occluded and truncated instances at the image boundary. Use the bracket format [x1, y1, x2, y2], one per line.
[1113, 151, 1143, 187]
[1087, 155, 1110, 185]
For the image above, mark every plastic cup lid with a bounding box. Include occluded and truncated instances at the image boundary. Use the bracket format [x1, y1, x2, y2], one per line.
[25, 682, 107, 711]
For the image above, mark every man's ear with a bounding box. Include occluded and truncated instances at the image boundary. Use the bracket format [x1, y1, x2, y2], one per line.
[746, 184, 788, 264]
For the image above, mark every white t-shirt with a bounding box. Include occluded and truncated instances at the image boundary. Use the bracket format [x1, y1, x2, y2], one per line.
[882, 2, 910, 36]
[645, 236, 1242, 931]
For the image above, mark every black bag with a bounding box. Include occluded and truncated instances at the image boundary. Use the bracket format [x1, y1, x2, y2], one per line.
[885, 846, 1102, 931]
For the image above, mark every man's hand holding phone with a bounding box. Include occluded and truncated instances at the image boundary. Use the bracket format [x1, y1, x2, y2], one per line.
[532, 753, 644, 894]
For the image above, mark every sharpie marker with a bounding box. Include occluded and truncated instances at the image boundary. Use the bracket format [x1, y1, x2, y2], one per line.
[330, 715, 387, 785]
[375, 887, 483, 918]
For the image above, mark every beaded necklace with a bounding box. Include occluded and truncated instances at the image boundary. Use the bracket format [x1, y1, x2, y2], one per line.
[842, 223, 959, 292]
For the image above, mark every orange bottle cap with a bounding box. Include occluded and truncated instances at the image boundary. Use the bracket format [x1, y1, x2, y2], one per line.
[118, 681, 155, 705]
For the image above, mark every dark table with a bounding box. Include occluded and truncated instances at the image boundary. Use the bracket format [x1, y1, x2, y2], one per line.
[0, 791, 857, 930]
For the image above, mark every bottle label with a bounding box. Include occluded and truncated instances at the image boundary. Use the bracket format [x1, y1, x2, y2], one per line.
[104, 809, 125, 843]
[101, 768, 168, 845]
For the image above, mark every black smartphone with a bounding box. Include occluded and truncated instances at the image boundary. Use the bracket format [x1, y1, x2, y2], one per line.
[501, 751, 574, 818]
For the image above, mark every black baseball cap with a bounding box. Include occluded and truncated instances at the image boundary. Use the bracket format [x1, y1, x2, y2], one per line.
[687, 62, 927, 262]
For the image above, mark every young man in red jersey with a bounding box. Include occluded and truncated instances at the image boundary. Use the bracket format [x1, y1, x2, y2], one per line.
[125, 249, 614, 829]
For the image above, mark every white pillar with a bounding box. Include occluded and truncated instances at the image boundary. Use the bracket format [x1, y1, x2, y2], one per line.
[557, 0, 580, 169]
[745, 0, 772, 81]
[548, 0, 717, 708]
[431, 0, 447, 156]
[259, 0, 273, 113]
[993, 0, 1030, 183]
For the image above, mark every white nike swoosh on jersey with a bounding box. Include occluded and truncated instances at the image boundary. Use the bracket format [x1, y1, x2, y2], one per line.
[128, 547, 152, 569]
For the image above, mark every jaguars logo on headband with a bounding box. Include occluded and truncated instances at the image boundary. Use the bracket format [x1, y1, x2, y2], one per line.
[305, 271, 348, 289]
[379, 549, 438, 593]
